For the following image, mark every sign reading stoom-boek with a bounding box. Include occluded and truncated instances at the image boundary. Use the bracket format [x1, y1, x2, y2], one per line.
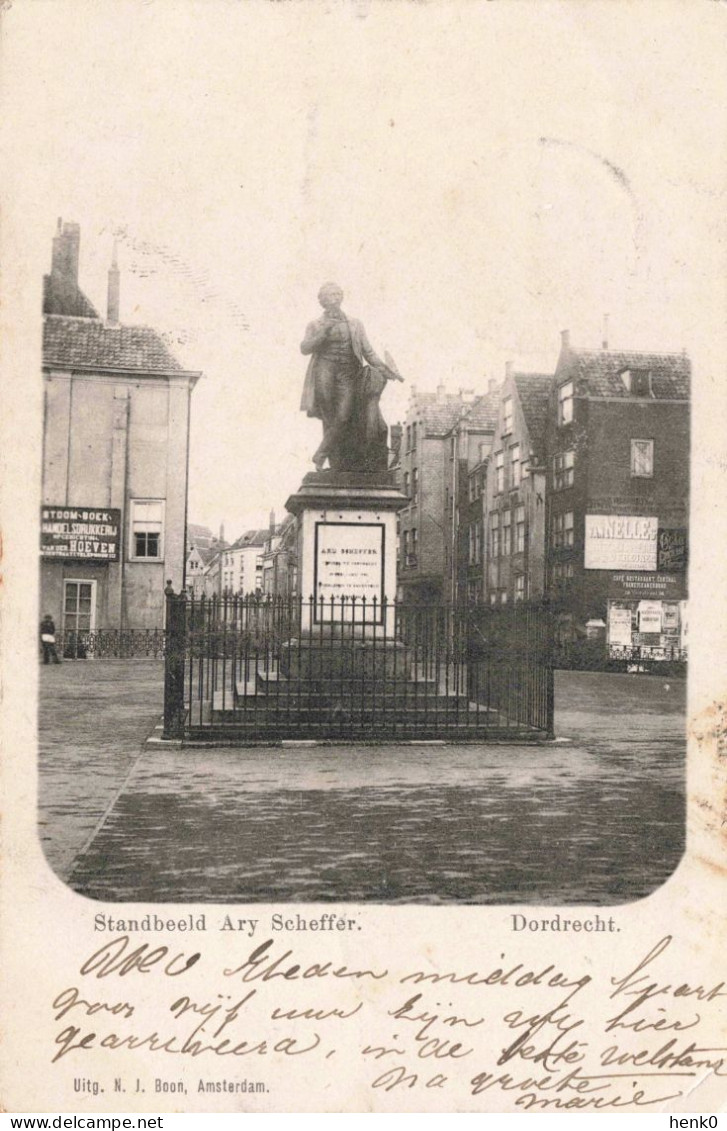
[40, 506, 121, 561]
[584, 514, 658, 572]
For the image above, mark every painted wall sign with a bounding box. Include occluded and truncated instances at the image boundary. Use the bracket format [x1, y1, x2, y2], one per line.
[41, 506, 121, 561]
[657, 528, 688, 571]
[609, 572, 686, 600]
[314, 522, 385, 620]
[584, 514, 658, 570]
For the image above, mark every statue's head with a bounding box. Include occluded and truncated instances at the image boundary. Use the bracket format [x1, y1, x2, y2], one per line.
[318, 282, 344, 310]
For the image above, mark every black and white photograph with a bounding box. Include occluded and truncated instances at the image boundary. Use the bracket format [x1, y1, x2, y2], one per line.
[1, 0, 725, 1116]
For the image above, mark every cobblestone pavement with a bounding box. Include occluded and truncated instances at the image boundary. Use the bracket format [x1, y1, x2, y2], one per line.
[37, 663, 686, 903]
[38, 660, 163, 880]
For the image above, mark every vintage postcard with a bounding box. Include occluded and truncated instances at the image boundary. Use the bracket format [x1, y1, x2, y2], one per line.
[1, 0, 725, 1115]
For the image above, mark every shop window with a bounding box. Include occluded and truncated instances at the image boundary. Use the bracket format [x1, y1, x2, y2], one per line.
[557, 381, 574, 426]
[503, 396, 514, 435]
[553, 449, 575, 490]
[631, 439, 654, 478]
[130, 499, 164, 560]
[495, 451, 504, 493]
[63, 579, 97, 633]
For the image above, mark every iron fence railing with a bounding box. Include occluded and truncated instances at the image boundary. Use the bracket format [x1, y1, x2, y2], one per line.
[56, 629, 167, 660]
[163, 591, 554, 743]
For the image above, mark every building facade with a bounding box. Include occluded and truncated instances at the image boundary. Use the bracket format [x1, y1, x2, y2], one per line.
[482, 367, 551, 606]
[261, 514, 297, 597]
[222, 528, 271, 595]
[40, 221, 200, 635]
[443, 385, 499, 604]
[397, 386, 484, 602]
[545, 332, 690, 667]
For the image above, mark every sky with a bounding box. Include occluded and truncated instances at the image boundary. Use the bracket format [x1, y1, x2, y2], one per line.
[3, 0, 726, 539]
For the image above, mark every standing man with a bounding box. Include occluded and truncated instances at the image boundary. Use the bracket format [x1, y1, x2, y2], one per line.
[40, 613, 61, 664]
[300, 282, 399, 472]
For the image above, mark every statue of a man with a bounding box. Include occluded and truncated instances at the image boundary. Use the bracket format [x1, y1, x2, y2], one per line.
[300, 282, 402, 473]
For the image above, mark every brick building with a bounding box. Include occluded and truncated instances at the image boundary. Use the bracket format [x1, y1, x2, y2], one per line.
[443, 385, 500, 604]
[397, 386, 484, 602]
[41, 221, 201, 636]
[545, 332, 690, 666]
[482, 366, 552, 605]
[222, 526, 271, 595]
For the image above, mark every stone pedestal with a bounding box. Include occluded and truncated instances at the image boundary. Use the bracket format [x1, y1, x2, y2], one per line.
[285, 470, 408, 638]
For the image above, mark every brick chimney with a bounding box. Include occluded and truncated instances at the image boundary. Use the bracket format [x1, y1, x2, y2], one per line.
[488, 378, 498, 394]
[43, 219, 99, 317]
[505, 361, 513, 380]
[436, 384, 446, 403]
[560, 329, 571, 352]
[107, 240, 120, 324]
[51, 218, 80, 284]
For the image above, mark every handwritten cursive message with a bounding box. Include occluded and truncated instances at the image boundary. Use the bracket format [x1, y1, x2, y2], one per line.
[48, 933, 725, 1111]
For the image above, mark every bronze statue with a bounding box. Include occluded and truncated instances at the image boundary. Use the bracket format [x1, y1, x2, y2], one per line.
[300, 282, 403, 473]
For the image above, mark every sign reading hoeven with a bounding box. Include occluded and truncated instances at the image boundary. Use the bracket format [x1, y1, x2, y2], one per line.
[314, 521, 385, 621]
[41, 506, 121, 561]
[584, 514, 658, 571]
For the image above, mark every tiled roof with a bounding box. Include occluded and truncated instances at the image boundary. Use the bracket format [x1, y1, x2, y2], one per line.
[413, 393, 471, 436]
[460, 390, 499, 431]
[230, 529, 269, 551]
[43, 315, 195, 374]
[568, 350, 690, 400]
[513, 372, 553, 456]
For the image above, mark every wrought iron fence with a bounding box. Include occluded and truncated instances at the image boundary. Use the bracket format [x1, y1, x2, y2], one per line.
[163, 592, 554, 743]
[56, 629, 167, 660]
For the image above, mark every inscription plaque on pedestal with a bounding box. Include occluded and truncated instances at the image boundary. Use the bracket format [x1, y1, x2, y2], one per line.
[314, 521, 385, 621]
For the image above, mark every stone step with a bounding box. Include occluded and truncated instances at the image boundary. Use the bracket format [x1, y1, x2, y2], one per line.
[184, 722, 541, 743]
[209, 705, 496, 724]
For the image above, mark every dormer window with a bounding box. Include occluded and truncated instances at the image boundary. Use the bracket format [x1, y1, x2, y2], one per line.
[620, 368, 653, 397]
